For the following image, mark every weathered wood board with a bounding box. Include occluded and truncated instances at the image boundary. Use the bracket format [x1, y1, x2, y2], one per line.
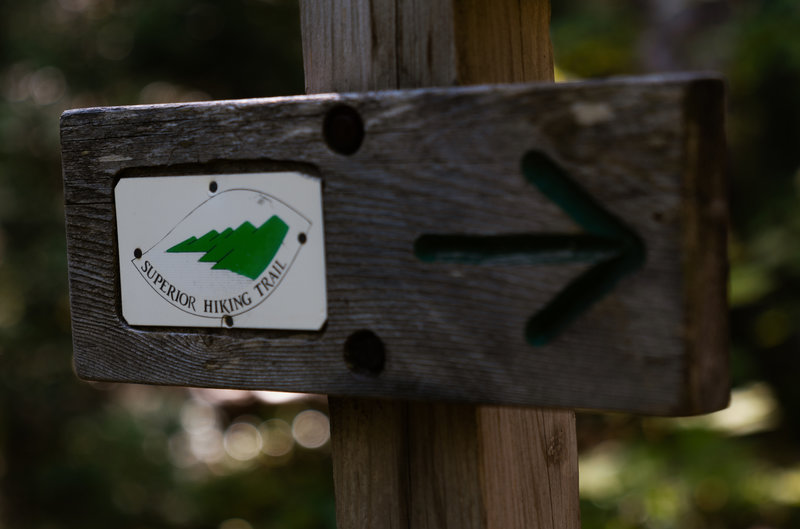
[61, 73, 728, 415]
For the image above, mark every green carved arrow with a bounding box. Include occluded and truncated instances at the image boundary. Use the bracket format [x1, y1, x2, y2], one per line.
[414, 150, 645, 346]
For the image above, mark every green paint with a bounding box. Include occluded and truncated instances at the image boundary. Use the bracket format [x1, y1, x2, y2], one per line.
[413, 150, 645, 346]
[414, 233, 624, 265]
[167, 216, 289, 280]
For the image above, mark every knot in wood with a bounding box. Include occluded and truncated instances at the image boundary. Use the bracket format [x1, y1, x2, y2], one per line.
[546, 429, 566, 464]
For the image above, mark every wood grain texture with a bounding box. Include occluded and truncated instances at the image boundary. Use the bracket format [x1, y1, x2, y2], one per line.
[300, 0, 458, 93]
[299, 0, 554, 91]
[328, 397, 410, 529]
[478, 407, 578, 528]
[61, 74, 728, 415]
[405, 402, 486, 529]
[682, 79, 729, 412]
[452, 0, 554, 84]
[300, 0, 399, 93]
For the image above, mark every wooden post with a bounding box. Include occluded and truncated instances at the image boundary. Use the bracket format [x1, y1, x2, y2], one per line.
[299, 2, 579, 528]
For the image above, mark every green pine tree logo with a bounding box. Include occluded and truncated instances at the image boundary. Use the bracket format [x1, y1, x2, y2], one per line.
[167, 216, 289, 280]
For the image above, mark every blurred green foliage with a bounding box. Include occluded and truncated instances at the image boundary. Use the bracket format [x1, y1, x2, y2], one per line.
[0, 1, 334, 528]
[553, 1, 800, 528]
[1, 0, 799, 528]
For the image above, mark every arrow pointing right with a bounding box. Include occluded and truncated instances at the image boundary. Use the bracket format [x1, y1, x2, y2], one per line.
[414, 150, 646, 346]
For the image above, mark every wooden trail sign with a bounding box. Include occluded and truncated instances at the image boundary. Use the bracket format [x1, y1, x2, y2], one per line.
[61, 74, 727, 416]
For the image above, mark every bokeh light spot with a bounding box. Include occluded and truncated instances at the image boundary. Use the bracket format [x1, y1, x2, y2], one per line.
[224, 422, 262, 461]
[180, 401, 217, 434]
[30, 66, 66, 105]
[292, 410, 330, 449]
[190, 427, 224, 464]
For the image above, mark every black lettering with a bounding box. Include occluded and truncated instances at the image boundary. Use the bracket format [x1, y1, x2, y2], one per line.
[140, 260, 152, 274]
[204, 299, 213, 313]
[219, 299, 230, 313]
[274, 260, 286, 271]
[253, 283, 264, 296]
[232, 296, 243, 310]
[242, 292, 252, 306]
[188, 296, 197, 311]
[166, 285, 176, 300]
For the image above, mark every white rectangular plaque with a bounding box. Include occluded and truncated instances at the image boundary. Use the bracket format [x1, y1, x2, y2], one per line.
[115, 172, 327, 330]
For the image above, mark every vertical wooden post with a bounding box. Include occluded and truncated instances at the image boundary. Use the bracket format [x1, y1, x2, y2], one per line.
[299, 1, 579, 528]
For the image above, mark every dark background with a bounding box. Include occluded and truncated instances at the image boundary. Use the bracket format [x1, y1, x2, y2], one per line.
[1, 0, 799, 527]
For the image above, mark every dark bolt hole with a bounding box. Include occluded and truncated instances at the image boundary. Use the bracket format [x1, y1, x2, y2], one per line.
[323, 104, 364, 156]
[223, 315, 233, 327]
[133, 248, 142, 259]
[209, 181, 218, 193]
[298, 232, 307, 244]
[343, 330, 385, 377]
